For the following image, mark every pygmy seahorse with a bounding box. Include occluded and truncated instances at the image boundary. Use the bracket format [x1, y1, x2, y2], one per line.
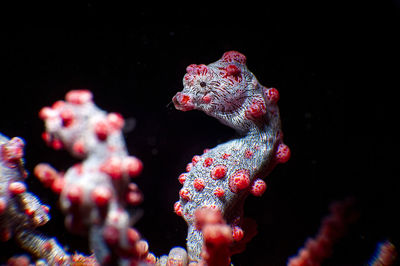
[172, 51, 290, 262]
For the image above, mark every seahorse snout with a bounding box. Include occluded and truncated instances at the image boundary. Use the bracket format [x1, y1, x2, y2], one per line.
[172, 92, 195, 111]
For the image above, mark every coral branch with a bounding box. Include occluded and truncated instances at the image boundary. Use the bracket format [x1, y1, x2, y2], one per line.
[36, 90, 147, 265]
[287, 198, 358, 266]
[195, 208, 233, 266]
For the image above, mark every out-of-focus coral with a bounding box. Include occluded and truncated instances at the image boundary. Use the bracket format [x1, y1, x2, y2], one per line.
[35, 90, 150, 265]
[287, 198, 358, 266]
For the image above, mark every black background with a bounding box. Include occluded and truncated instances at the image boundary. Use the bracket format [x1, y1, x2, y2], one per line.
[0, 2, 399, 265]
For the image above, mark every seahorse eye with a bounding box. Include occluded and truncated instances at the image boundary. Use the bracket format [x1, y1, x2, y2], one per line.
[200, 81, 206, 88]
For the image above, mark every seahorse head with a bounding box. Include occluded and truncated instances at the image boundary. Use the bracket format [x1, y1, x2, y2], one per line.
[173, 51, 275, 132]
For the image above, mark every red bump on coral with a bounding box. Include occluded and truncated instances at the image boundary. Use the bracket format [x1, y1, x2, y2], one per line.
[65, 89, 93, 105]
[91, 186, 112, 206]
[94, 120, 110, 141]
[179, 188, 191, 201]
[174, 202, 183, 216]
[250, 179, 267, 197]
[203, 157, 214, 167]
[1, 137, 25, 166]
[245, 99, 267, 120]
[221, 50, 247, 64]
[100, 157, 123, 180]
[232, 225, 244, 242]
[229, 169, 250, 193]
[123, 156, 143, 178]
[264, 87, 280, 103]
[66, 185, 83, 204]
[8, 181, 26, 195]
[193, 178, 205, 191]
[211, 164, 227, 180]
[225, 64, 241, 76]
[178, 173, 187, 184]
[276, 143, 291, 163]
[213, 187, 225, 198]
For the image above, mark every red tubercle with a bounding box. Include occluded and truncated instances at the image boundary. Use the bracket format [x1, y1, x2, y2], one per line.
[1, 137, 25, 165]
[172, 92, 195, 112]
[51, 100, 66, 110]
[202, 94, 212, 104]
[179, 188, 191, 201]
[107, 112, 125, 131]
[41, 240, 53, 253]
[193, 178, 205, 191]
[41, 204, 50, 213]
[66, 185, 83, 204]
[203, 148, 210, 154]
[60, 108, 74, 127]
[186, 64, 197, 74]
[41, 132, 52, 145]
[51, 177, 65, 194]
[103, 225, 119, 246]
[275, 143, 291, 163]
[94, 120, 109, 141]
[178, 173, 187, 184]
[53, 255, 68, 265]
[229, 169, 251, 193]
[192, 155, 201, 165]
[123, 156, 143, 178]
[186, 64, 208, 76]
[8, 182, 26, 195]
[65, 90, 93, 105]
[222, 51, 247, 65]
[214, 187, 225, 198]
[264, 87, 280, 104]
[250, 179, 267, 197]
[174, 202, 183, 216]
[245, 99, 266, 120]
[34, 163, 59, 188]
[211, 164, 227, 180]
[72, 140, 86, 157]
[180, 94, 191, 105]
[91, 186, 112, 207]
[127, 228, 141, 245]
[244, 149, 254, 159]
[186, 162, 193, 172]
[221, 153, 231, 159]
[100, 157, 123, 180]
[38, 106, 55, 120]
[126, 184, 143, 205]
[51, 138, 64, 150]
[232, 226, 244, 242]
[24, 207, 35, 217]
[225, 64, 241, 76]
[203, 157, 214, 167]
[144, 253, 157, 264]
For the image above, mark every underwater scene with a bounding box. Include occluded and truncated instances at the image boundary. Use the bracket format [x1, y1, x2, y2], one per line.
[0, 3, 398, 266]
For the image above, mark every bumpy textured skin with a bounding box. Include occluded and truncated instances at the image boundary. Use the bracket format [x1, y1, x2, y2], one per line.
[0, 134, 70, 265]
[36, 90, 149, 265]
[172, 51, 290, 262]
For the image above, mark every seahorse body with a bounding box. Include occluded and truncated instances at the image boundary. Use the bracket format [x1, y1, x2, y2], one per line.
[172, 51, 290, 262]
